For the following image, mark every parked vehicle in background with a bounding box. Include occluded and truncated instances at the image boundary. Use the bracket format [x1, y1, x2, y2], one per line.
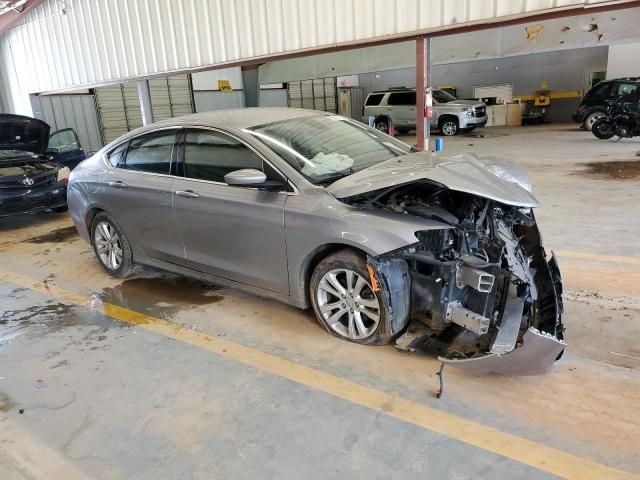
[573, 77, 640, 131]
[363, 88, 487, 136]
[68, 108, 565, 375]
[0, 114, 84, 217]
[591, 92, 640, 140]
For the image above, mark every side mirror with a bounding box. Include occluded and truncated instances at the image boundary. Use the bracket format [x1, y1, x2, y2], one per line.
[224, 168, 267, 187]
[45, 147, 59, 155]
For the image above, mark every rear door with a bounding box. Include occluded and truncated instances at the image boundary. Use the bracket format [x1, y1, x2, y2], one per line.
[99, 128, 184, 263]
[48, 128, 86, 170]
[172, 128, 289, 293]
[386, 91, 416, 127]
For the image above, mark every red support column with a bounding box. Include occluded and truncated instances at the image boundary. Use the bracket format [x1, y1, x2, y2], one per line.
[416, 36, 431, 151]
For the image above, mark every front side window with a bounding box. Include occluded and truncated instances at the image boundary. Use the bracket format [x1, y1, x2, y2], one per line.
[432, 89, 456, 103]
[123, 130, 176, 174]
[49, 129, 81, 153]
[246, 115, 412, 185]
[183, 129, 267, 183]
[615, 83, 638, 97]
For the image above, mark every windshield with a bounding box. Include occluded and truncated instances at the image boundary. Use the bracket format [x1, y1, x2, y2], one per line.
[433, 89, 456, 103]
[245, 115, 412, 184]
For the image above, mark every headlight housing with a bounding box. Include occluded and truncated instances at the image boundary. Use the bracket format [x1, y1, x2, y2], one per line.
[56, 167, 70, 184]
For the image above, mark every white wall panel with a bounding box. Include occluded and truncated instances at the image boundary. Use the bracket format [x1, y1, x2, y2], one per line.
[0, 0, 635, 115]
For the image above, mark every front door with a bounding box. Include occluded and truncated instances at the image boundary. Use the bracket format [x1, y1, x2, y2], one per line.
[99, 128, 184, 263]
[48, 128, 86, 170]
[172, 128, 289, 294]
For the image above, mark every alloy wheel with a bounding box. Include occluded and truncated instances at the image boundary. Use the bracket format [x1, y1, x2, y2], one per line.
[375, 122, 388, 133]
[585, 112, 605, 130]
[316, 268, 381, 340]
[441, 121, 457, 136]
[94, 221, 123, 270]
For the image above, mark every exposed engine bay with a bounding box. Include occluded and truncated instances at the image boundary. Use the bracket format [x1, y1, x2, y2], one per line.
[346, 180, 566, 375]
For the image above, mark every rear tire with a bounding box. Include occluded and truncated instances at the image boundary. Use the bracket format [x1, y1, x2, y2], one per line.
[91, 212, 134, 278]
[591, 118, 615, 139]
[310, 249, 394, 345]
[583, 111, 606, 131]
[374, 117, 389, 134]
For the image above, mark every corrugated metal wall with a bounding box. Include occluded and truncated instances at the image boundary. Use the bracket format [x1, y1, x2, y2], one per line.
[0, 0, 624, 114]
[31, 94, 103, 153]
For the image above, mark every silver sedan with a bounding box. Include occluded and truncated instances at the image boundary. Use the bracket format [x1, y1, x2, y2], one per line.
[68, 108, 565, 374]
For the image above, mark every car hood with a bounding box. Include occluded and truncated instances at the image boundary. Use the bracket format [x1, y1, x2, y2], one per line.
[326, 152, 539, 208]
[0, 114, 50, 154]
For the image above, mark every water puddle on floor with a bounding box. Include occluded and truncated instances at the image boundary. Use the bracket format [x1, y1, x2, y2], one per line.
[96, 275, 224, 320]
[24, 226, 79, 244]
[577, 160, 640, 180]
[0, 303, 80, 349]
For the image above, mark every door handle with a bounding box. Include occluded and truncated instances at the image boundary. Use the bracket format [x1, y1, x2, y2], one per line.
[108, 181, 127, 188]
[175, 190, 200, 198]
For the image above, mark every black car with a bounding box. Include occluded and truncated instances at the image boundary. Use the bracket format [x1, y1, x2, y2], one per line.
[573, 77, 640, 131]
[0, 114, 86, 218]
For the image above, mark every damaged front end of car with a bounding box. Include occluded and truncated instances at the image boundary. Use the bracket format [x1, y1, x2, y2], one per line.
[333, 154, 565, 375]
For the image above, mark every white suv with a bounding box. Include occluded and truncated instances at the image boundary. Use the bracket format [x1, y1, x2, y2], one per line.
[363, 88, 487, 136]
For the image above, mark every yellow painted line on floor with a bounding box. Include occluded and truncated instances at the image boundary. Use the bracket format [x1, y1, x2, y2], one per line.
[0, 267, 637, 480]
[556, 250, 640, 267]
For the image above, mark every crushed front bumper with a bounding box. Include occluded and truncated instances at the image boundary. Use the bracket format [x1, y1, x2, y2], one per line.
[439, 327, 566, 375]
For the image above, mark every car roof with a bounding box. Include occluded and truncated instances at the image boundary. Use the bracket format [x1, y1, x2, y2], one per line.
[107, 107, 331, 149]
[151, 107, 328, 130]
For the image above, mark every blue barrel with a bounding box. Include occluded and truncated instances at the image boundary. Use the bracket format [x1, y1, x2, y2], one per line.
[435, 137, 444, 152]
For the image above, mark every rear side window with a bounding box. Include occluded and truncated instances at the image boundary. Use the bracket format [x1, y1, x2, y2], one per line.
[123, 130, 176, 174]
[365, 94, 384, 106]
[387, 92, 416, 106]
[588, 82, 611, 98]
[107, 142, 128, 167]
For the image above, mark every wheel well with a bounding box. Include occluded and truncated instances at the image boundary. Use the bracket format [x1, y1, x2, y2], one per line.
[85, 207, 104, 232]
[299, 243, 368, 308]
[374, 115, 390, 125]
[438, 114, 458, 127]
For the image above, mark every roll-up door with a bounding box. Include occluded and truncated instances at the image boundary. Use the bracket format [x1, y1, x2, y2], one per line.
[287, 78, 337, 113]
[32, 94, 103, 154]
[95, 75, 194, 144]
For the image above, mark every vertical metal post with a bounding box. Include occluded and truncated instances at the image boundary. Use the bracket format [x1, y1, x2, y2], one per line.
[137, 79, 153, 126]
[416, 36, 431, 151]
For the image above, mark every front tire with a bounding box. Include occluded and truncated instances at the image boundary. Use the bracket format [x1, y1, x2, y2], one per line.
[439, 117, 459, 136]
[591, 118, 615, 139]
[310, 249, 393, 345]
[91, 212, 134, 278]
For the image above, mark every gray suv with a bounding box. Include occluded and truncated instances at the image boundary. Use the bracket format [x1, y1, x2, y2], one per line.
[363, 88, 487, 136]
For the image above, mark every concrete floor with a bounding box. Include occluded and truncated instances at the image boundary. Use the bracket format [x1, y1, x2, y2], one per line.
[1, 124, 639, 479]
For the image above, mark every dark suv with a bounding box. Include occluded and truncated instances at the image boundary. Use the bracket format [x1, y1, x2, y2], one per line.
[573, 77, 640, 130]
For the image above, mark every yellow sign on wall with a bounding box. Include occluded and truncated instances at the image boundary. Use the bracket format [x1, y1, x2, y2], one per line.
[218, 79, 232, 91]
